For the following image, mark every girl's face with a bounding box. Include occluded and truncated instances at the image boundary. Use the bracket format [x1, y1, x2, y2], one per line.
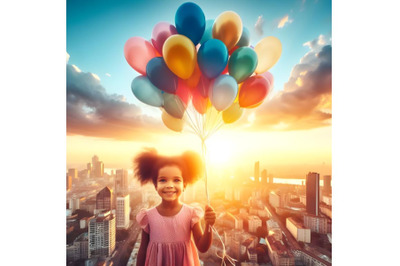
[156, 165, 185, 202]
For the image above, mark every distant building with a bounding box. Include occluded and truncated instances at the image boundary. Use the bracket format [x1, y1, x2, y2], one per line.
[269, 191, 283, 209]
[248, 215, 262, 233]
[303, 214, 329, 234]
[247, 248, 258, 263]
[96, 187, 112, 211]
[88, 211, 116, 258]
[323, 175, 332, 194]
[322, 195, 332, 206]
[320, 205, 332, 219]
[286, 217, 311, 243]
[306, 172, 320, 216]
[235, 216, 244, 230]
[261, 169, 268, 184]
[91, 155, 104, 177]
[69, 196, 81, 212]
[115, 169, 129, 196]
[254, 161, 260, 183]
[67, 174, 72, 191]
[67, 232, 89, 262]
[116, 195, 130, 229]
[68, 168, 78, 179]
[265, 235, 295, 266]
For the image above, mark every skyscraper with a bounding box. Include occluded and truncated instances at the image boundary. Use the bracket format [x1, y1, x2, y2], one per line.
[68, 168, 78, 179]
[254, 161, 260, 183]
[115, 169, 129, 196]
[116, 195, 130, 229]
[96, 187, 112, 211]
[306, 172, 320, 216]
[88, 211, 116, 258]
[261, 169, 268, 184]
[91, 155, 104, 177]
[67, 174, 72, 191]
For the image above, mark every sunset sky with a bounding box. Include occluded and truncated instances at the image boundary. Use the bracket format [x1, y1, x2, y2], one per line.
[66, 0, 332, 179]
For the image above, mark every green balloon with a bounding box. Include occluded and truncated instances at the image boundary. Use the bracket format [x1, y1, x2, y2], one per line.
[228, 47, 258, 83]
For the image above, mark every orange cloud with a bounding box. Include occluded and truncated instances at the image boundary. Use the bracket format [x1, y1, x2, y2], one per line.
[249, 36, 332, 131]
[277, 15, 293, 29]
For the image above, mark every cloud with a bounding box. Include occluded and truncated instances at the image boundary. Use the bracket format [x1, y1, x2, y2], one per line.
[105, 73, 111, 77]
[250, 35, 332, 131]
[67, 64, 164, 141]
[254, 15, 264, 36]
[66, 52, 70, 63]
[277, 15, 293, 29]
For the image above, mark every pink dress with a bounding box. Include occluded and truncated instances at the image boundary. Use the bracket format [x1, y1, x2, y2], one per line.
[136, 204, 204, 266]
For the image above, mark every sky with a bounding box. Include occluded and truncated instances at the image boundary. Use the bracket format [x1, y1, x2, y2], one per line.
[66, 0, 332, 178]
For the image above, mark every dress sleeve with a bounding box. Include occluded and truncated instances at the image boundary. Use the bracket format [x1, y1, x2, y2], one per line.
[136, 209, 150, 233]
[190, 205, 204, 228]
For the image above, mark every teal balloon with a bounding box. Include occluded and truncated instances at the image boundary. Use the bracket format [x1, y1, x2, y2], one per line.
[209, 75, 238, 111]
[236, 27, 250, 47]
[163, 92, 186, 119]
[200, 19, 214, 45]
[131, 75, 164, 107]
[228, 47, 258, 83]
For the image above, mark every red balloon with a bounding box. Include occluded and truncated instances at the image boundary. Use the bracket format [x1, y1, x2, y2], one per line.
[228, 45, 239, 55]
[124, 37, 157, 75]
[239, 75, 271, 108]
[176, 79, 191, 107]
[221, 63, 229, 74]
[192, 86, 209, 114]
[197, 75, 212, 98]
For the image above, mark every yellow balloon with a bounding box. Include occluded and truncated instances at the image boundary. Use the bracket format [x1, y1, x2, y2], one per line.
[163, 34, 197, 79]
[161, 110, 184, 132]
[254, 36, 282, 74]
[222, 101, 243, 124]
[212, 11, 242, 51]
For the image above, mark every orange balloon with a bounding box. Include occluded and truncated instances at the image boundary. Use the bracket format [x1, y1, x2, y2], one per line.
[192, 87, 209, 114]
[184, 62, 202, 88]
[212, 11, 242, 51]
[163, 34, 197, 79]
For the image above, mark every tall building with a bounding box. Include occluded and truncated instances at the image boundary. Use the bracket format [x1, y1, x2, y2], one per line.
[116, 195, 130, 229]
[306, 172, 320, 216]
[115, 169, 129, 196]
[67, 174, 72, 191]
[91, 155, 104, 177]
[96, 187, 112, 211]
[254, 161, 260, 183]
[261, 169, 268, 184]
[69, 196, 81, 212]
[323, 175, 332, 194]
[248, 215, 262, 233]
[68, 168, 78, 179]
[88, 211, 116, 258]
[286, 217, 311, 243]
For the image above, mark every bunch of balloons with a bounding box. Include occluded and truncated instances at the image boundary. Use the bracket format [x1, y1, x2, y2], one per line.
[124, 2, 281, 136]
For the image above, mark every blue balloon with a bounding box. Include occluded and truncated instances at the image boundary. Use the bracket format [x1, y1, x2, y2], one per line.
[146, 57, 178, 94]
[236, 27, 250, 47]
[200, 19, 214, 45]
[175, 2, 205, 45]
[131, 76, 164, 107]
[197, 39, 228, 79]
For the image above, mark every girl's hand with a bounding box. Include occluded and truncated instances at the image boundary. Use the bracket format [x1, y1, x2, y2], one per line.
[204, 205, 216, 226]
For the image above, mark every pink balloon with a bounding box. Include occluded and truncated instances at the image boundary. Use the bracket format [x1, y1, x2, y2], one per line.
[261, 71, 274, 88]
[124, 37, 157, 75]
[151, 22, 178, 55]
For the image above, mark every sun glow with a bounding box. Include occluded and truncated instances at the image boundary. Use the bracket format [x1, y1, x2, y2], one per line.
[205, 137, 233, 165]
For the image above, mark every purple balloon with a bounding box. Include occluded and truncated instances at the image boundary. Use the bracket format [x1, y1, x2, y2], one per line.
[151, 22, 178, 55]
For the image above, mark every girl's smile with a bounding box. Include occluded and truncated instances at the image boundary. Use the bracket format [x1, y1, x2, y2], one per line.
[156, 165, 185, 202]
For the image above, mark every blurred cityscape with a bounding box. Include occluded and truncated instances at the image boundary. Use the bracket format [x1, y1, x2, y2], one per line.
[66, 155, 332, 266]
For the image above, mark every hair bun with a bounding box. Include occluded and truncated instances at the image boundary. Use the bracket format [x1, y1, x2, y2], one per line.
[133, 148, 159, 185]
[181, 151, 203, 183]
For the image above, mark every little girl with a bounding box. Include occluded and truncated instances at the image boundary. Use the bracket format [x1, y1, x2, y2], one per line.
[133, 148, 216, 266]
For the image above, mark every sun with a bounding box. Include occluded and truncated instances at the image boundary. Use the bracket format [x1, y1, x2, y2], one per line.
[205, 137, 233, 165]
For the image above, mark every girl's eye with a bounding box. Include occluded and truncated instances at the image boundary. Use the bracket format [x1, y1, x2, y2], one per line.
[159, 179, 166, 182]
